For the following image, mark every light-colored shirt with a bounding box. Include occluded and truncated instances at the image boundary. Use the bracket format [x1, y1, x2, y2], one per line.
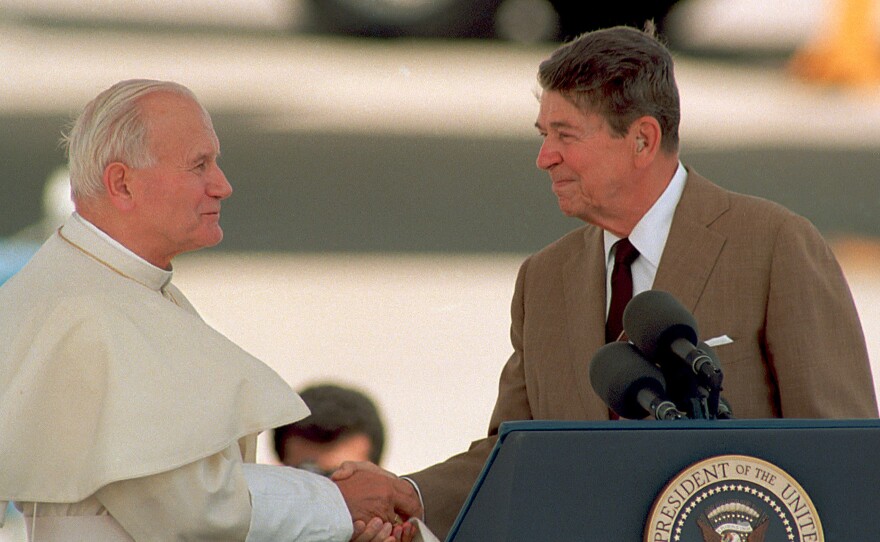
[604, 162, 687, 315]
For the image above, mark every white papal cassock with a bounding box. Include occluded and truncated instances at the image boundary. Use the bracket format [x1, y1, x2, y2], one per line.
[0, 213, 353, 541]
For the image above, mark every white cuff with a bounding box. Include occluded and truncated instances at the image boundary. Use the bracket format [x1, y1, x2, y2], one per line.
[400, 477, 426, 521]
[242, 464, 353, 542]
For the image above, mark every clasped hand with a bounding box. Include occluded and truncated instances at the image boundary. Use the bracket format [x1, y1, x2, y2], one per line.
[332, 461, 422, 542]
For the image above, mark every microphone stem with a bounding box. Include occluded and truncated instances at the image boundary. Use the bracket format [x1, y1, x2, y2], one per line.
[654, 401, 686, 421]
[671, 339, 724, 391]
[636, 388, 686, 420]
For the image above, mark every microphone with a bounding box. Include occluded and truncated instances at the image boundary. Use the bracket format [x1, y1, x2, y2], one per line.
[590, 341, 685, 420]
[623, 290, 723, 391]
[696, 340, 734, 419]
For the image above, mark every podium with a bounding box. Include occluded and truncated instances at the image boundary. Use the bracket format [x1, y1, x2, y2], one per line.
[446, 419, 880, 541]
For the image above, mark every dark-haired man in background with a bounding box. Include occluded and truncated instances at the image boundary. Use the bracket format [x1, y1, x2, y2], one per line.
[275, 384, 386, 475]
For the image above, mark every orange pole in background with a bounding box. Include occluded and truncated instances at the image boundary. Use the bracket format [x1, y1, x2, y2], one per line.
[789, 0, 880, 86]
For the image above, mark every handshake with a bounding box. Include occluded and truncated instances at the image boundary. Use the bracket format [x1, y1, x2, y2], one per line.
[332, 461, 433, 542]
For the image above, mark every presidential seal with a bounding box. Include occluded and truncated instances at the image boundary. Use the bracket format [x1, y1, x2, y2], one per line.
[644, 455, 823, 542]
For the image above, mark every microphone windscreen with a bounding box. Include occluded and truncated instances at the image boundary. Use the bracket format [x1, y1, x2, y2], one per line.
[623, 290, 698, 358]
[590, 341, 667, 419]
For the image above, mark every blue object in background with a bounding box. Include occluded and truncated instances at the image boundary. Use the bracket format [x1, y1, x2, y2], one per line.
[0, 241, 40, 286]
[0, 500, 25, 541]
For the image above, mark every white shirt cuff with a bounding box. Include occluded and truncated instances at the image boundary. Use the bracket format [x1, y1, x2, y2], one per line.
[242, 463, 353, 542]
[400, 476, 426, 521]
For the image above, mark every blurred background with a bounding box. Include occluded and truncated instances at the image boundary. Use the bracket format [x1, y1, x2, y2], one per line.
[1, 0, 879, 531]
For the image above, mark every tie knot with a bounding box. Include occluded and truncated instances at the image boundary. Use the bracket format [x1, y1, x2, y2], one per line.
[614, 238, 639, 266]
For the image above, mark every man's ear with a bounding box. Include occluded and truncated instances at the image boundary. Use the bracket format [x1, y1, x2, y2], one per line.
[102, 162, 136, 211]
[631, 116, 662, 166]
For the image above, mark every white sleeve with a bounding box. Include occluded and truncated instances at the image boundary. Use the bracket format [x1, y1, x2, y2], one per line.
[242, 464, 353, 542]
[399, 477, 426, 520]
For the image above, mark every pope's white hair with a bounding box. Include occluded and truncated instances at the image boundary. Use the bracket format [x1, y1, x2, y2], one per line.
[62, 79, 210, 201]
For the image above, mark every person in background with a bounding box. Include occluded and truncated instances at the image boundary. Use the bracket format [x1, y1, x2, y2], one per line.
[337, 24, 878, 538]
[275, 384, 386, 476]
[0, 79, 418, 542]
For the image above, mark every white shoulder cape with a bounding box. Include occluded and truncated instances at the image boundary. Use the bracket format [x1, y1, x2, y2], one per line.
[0, 218, 309, 502]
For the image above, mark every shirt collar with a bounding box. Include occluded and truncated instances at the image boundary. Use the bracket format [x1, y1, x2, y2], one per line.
[604, 162, 688, 266]
[60, 213, 173, 292]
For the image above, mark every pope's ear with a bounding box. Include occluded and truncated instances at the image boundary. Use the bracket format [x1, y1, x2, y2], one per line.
[102, 162, 135, 210]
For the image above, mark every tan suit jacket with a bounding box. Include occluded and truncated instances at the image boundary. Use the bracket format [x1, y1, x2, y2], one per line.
[408, 170, 878, 538]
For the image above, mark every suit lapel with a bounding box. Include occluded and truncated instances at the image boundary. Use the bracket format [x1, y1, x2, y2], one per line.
[562, 226, 613, 417]
[557, 170, 729, 417]
[652, 171, 729, 312]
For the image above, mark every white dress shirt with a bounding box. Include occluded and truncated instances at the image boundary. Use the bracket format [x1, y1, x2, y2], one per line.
[604, 162, 688, 315]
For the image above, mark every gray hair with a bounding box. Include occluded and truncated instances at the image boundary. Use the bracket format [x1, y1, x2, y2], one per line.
[537, 25, 680, 154]
[62, 79, 208, 201]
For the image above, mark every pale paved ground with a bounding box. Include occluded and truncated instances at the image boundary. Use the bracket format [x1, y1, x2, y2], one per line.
[4, 18, 880, 146]
[174, 253, 523, 472]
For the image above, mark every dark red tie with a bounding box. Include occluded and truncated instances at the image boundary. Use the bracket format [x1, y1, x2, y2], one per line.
[605, 238, 640, 344]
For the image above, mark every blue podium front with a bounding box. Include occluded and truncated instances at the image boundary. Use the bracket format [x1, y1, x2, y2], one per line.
[447, 419, 880, 541]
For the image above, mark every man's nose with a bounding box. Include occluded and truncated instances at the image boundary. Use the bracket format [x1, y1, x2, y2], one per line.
[211, 167, 233, 200]
[536, 141, 560, 170]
